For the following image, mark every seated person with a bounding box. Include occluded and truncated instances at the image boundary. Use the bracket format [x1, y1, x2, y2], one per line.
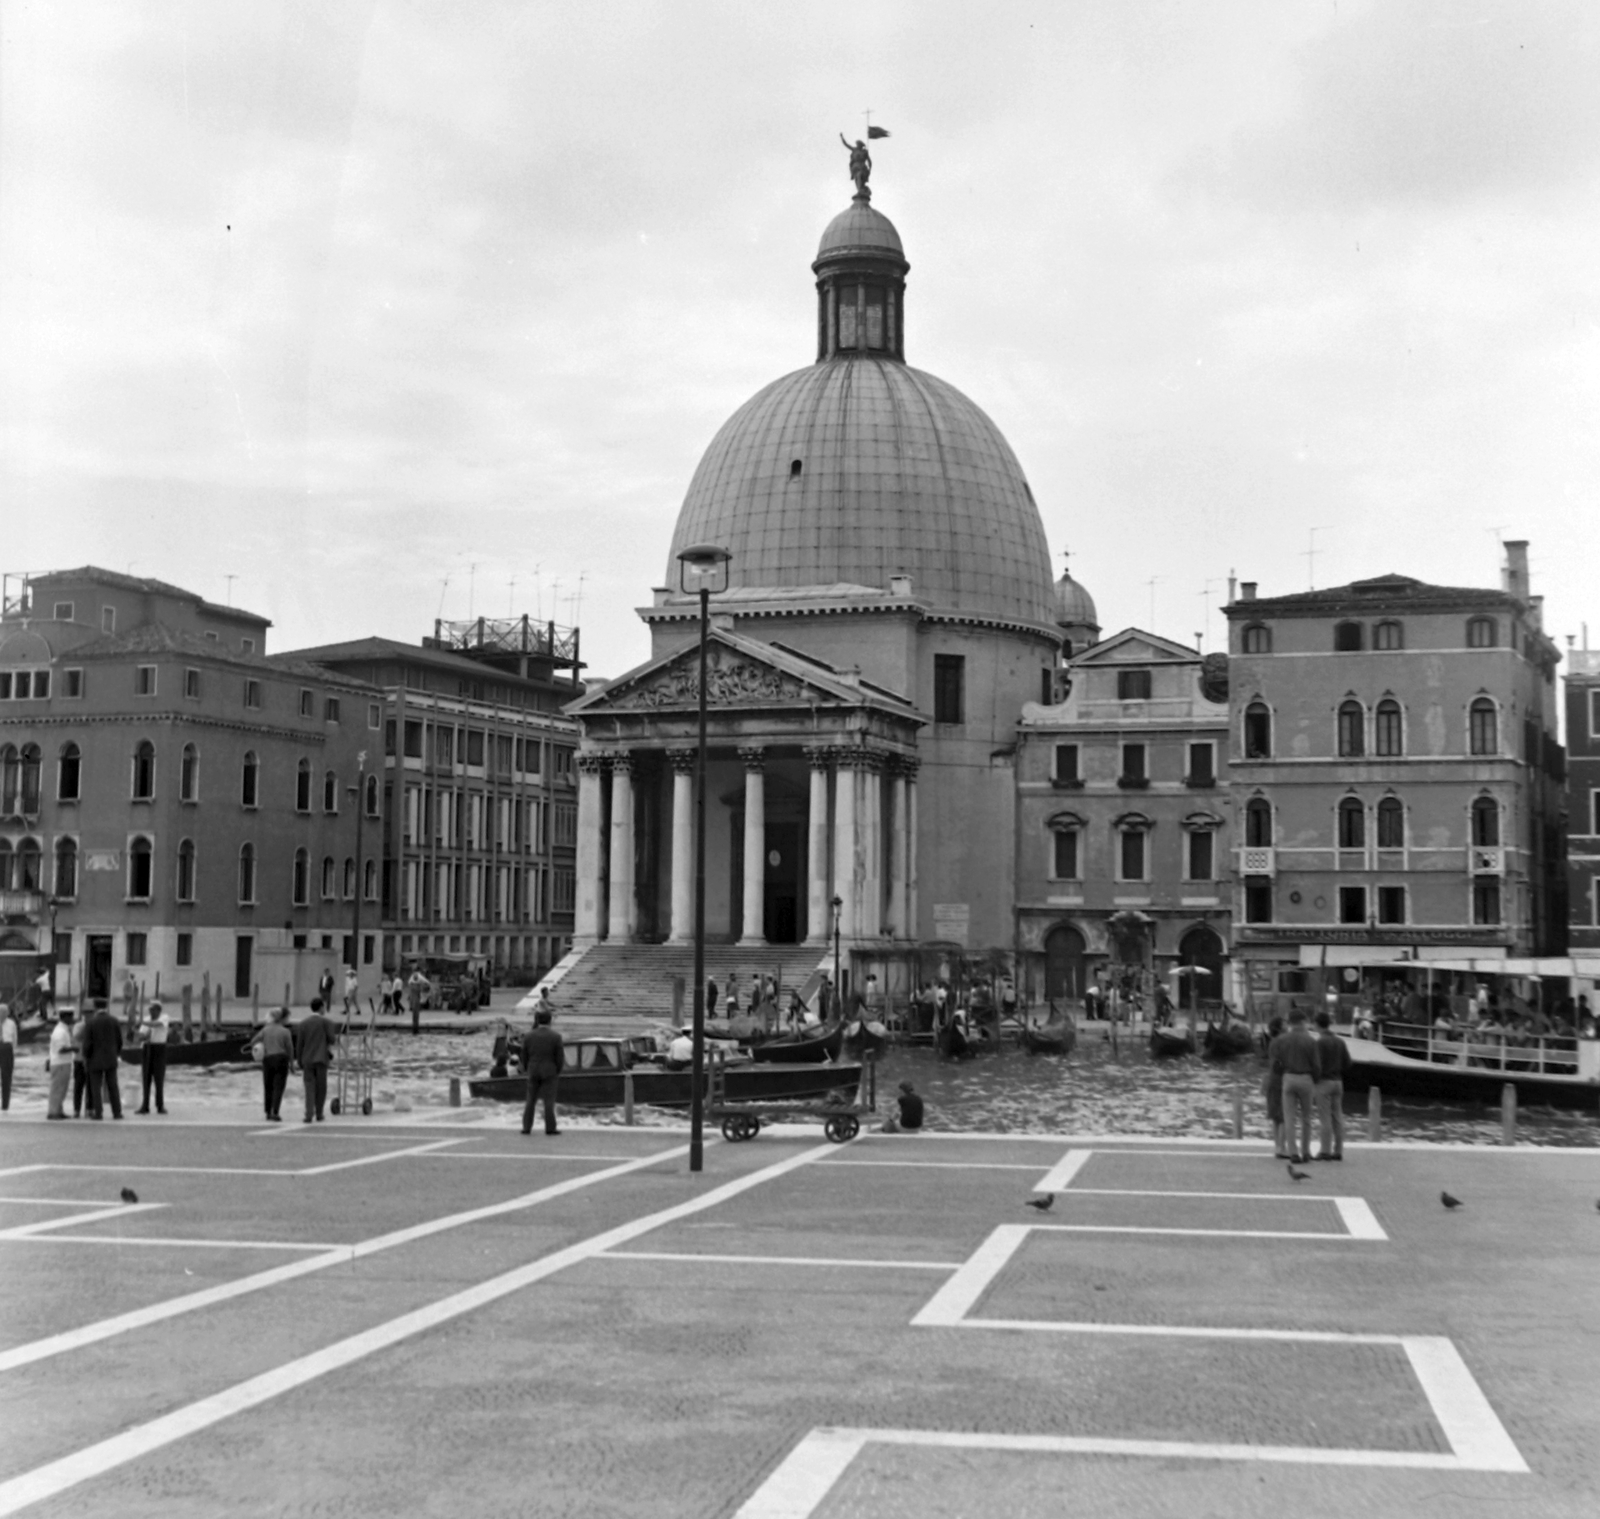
[667, 1030, 695, 1068]
[880, 1080, 924, 1133]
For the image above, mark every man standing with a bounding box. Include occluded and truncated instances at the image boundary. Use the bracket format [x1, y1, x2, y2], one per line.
[82, 1000, 124, 1120]
[1268, 1009, 1321, 1164]
[295, 997, 338, 1123]
[45, 1007, 73, 1119]
[343, 966, 360, 1018]
[521, 1008, 565, 1137]
[0, 999, 16, 1112]
[406, 966, 428, 1035]
[136, 1000, 170, 1115]
[250, 1007, 295, 1121]
[1312, 1010, 1352, 1161]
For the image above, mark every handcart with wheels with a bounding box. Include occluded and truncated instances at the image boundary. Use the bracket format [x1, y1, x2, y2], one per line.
[329, 996, 379, 1116]
[708, 1050, 878, 1144]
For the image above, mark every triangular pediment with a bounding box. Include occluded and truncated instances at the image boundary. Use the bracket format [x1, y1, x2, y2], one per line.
[1074, 627, 1199, 666]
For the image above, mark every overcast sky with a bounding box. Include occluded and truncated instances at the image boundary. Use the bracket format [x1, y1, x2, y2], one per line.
[3, 0, 1597, 684]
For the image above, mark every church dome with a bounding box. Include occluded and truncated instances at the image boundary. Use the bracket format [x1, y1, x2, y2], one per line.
[664, 198, 1056, 631]
[1054, 567, 1098, 630]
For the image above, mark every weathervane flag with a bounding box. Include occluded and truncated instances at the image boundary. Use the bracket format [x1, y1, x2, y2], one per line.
[867, 125, 890, 139]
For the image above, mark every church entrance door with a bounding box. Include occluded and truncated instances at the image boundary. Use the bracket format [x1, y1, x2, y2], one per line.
[1044, 924, 1086, 1003]
[763, 822, 801, 944]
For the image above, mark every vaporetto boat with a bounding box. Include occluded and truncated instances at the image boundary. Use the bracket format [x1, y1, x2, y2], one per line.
[1342, 1022, 1600, 1110]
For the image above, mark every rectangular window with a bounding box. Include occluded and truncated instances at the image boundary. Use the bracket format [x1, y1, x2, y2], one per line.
[12, 671, 30, 699]
[1116, 668, 1152, 700]
[933, 654, 965, 723]
[126, 932, 147, 966]
[435, 726, 455, 766]
[324, 697, 341, 723]
[1040, 668, 1055, 705]
[299, 689, 314, 717]
[1591, 689, 1600, 739]
[1338, 886, 1367, 924]
[205, 630, 219, 642]
[102, 606, 116, 634]
[1472, 880, 1501, 925]
[244, 679, 261, 709]
[1120, 743, 1147, 783]
[184, 668, 200, 699]
[64, 668, 83, 698]
[404, 720, 424, 758]
[1119, 829, 1146, 881]
[1053, 744, 1080, 785]
[1591, 789, 1600, 838]
[241, 637, 255, 655]
[1244, 877, 1273, 923]
[1187, 742, 1215, 786]
[1377, 886, 1406, 924]
[466, 729, 485, 766]
[1186, 830, 1214, 881]
[176, 932, 193, 967]
[0, 672, 10, 699]
[135, 665, 156, 696]
[53, 601, 74, 621]
[368, 703, 381, 730]
[1052, 829, 1079, 880]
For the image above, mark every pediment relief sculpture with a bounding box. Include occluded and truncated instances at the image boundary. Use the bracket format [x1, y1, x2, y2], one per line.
[611, 646, 817, 710]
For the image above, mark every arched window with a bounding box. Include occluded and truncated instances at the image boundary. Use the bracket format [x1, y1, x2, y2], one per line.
[16, 837, 41, 890]
[296, 759, 312, 812]
[241, 751, 259, 808]
[176, 839, 196, 901]
[1471, 796, 1499, 847]
[1376, 796, 1405, 849]
[1245, 798, 1273, 848]
[323, 769, 338, 813]
[0, 745, 17, 813]
[1374, 621, 1403, 651]
[1337, 701, 1365, 757]
[321, 855, 336, 899]
[1242, 624, 1271, 654]
[180, 743, 199, 802]
[0, 839, 10, 890]
[54, 837, 78, 897]
[1466, 616, 1497, 648]
[1337, 796, 1365, 849]
[19, 744, 41, 813]
[1243, 702, 1271, 759]
[342, 856, 356, 899]
[1469, 698, 1498, 756]
[1374, 700, 1404, 757]
[293, 847, 309, 906]
[131, 740, 156, 801]
[363, 858, 377, 901]
[364, 774, 380, 817]
[1334, 621, 1364, 652]
[128, 836, 153, 899]
[239, 843, 257, 904]
[58, 742, 81, 801]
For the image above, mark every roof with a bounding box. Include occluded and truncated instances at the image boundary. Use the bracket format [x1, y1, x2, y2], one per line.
[26, 566, 270, 625]
[64, 623, 374, 687]
[815, 198, 905, 261]
[1227, 573, 1516, 617]
[280, 635, 559, 689]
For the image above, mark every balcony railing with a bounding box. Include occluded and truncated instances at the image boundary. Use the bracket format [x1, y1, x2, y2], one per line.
[1239, 847, 1275, 876]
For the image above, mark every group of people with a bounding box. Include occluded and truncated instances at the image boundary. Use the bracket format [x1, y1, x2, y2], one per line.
[246, 997, 341, 1122]
[38, 999, 161, 1120]
[1262, 1009, 1352, 1162]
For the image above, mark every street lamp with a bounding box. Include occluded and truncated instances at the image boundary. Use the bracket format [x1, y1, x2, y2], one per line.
[831, 894, 844, 1023]
[45, 896, 62, 1006]
[677, 542, 732, 1174]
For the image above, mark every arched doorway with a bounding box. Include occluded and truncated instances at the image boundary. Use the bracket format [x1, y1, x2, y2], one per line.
[1177, 925, 1225, 1011]
[1044, 924, 1087, 1004]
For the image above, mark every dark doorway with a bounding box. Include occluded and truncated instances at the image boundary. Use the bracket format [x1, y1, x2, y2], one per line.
[1177, 925, 1225, 1010]
[1043, 923, 1086, 1003]
[86, 934, 113, 1000]
[235, 935, 254, 999]
[763, 822, 802, 944]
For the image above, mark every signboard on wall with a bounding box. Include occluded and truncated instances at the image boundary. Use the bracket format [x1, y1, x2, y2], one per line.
[932, 903, 970, 948]
[84, 850, 120, 872]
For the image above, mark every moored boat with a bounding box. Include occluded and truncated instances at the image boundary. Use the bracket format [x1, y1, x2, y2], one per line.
[1149, 1023, 1197, 1058]
[1201, 1021, 1257, 1061]
[842, 1019, 888, 1056]
[1021, 1015, 1077, 1056]
[1342, 1022, 1600, 1110]
[749, 1024, 843, 1063]
[120, 1030, 254, 1066]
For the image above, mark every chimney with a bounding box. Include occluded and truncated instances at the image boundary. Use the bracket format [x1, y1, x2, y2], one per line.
[1227, 571, 1237, 603]
[1240, 581, 1258, 602]
[1502, 540, 1529, 602]
[889, 574, 912, 598]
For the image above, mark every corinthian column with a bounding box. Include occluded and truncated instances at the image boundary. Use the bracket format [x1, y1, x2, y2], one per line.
[805, 746, 831, 943]
[832, 748, 859, 940]
[605, 754, 635, 942]
[888, 757, 909, 941]
[858, 752, 883, 939]
[666, 750, 695, 944]
[904, 757, 920, 942]
[574, 753, 607, 945]
[736, 747, 767, 945]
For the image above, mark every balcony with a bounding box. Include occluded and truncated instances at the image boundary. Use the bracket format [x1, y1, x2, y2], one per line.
[1468, 847, 1504, 875]
[0, 889, 46, 919]
[1239, 847, 1275, 876]
[1116, 775, 1150, 790]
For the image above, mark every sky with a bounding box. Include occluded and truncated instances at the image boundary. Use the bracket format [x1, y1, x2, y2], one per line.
[3, 0, 1597, 685]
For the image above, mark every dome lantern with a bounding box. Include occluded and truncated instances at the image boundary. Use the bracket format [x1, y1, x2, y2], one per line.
[813, 195, 909, 362]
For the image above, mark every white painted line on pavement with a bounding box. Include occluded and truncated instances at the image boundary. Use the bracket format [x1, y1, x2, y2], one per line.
[738, 1428, 865, 1518]
[8, 1235, 342, 1252]
[810, 1159, 1047, 1171]
[1403, 1337, 1527, 1472]
[1034, 1149, 1091, 1192]
[911, 1224, 1021, 1326]
[1062, 1187, 1354, 1202]
[1014, 1225, 1362, 1241]
[599, 1251, 962, 1271]
[0, 1143, 688, 1376]
[0, 1141, 835, 1517]
[1333, 1197, 1387, 1240]
[296, 1138, 465, 1174]
[0, 1204, 165, 1239]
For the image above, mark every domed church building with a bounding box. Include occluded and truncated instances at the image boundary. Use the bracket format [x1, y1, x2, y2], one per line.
[559, 171, 1062, 1000]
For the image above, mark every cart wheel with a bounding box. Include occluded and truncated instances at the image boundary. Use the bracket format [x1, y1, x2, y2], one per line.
[721, 1117, 747, 1143]
[745, 1116, 761, 1137]
[361, 1098, 372, 1116]
[824, 1115, 859, 1144]
[329, 1097, 341, 1116]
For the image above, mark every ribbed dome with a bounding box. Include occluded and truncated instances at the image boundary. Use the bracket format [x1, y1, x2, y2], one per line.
[1054, 569, 1098, 629]
[817, 200, 904, 259]
[665, 357, 1057, 628]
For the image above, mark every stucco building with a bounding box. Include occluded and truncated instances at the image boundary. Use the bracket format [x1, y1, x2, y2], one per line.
[1563, 647, 1600, 955]
[1222, 545, 1565, 1015]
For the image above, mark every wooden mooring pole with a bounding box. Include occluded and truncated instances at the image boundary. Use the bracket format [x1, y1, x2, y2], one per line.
[1366, 1086, 1382, 1142]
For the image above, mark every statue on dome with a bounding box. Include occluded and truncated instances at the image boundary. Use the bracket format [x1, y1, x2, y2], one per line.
[839, 133, 872, 199]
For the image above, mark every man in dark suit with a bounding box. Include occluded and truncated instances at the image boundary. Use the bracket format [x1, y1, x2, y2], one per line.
[521, 1008, 565, 1136]
[295, 997, 339, 1123]
[82, 1000, 124, 1120]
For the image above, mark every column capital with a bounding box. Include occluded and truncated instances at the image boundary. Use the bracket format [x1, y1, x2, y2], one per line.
[887, 753, 921, 779]
[576, 753, 609, 777]
[609, 751, 635, 777]
[737, 746, 766, 771]
[832, 746, 876, 772]
[804, 744, 834, 770]
[666, 749, 697, 775]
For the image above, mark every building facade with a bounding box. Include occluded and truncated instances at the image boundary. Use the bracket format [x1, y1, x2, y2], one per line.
[1015, 629, 1231, 1008]
[1563, 648, 1600, 954]
[282, 619, 580, 981]
[0, 568, 380, 1005]
[1223, 546, 1565, 1016]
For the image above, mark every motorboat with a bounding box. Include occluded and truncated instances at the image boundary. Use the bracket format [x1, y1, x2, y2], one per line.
[1343, 1022, 1600, 1110]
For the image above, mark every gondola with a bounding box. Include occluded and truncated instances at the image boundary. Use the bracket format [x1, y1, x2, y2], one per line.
[749, 1024, 844, 1064]
[1149, 1023, 1197, 1058]
[842, 1019, 888, 1056]
[1201, 1020, 1257, 1060]
[935, 1018, 975, 1061]
[1021, 1015, 1078, 1056]
[120, 1030, 255, 1066]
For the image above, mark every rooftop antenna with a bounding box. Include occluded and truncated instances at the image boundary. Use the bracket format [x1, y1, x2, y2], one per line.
[571, 570, 587, 629]
[467, 562, 479, 619]
[549, 577, 562, 625]
[1194, 631, 1204, 653]
[1198, 577, 1226, 649]
[1145, 576, 1161, 632]
[508, 576, 516, 615]
[1304, 526, 1331, 590]
[436, 574, 451, 620]
[224, 574, 238, 607]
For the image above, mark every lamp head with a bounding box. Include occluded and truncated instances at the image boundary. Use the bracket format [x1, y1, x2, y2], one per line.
[677, 543, 732, 595]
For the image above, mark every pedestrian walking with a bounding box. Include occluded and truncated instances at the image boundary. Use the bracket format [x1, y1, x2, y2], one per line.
[1268, 1010, 1321, 1164]
[82, 1000, 124, 1120]
[0, 1000, 16, 1112]
[250, 1007, 295, 1121]
[520, 1008, 565, 1137]
[135, 1000, 169, 1114]
[406, 967, 428, 1035]
[704, 977, 718, 1018]
[1312, 1010, 1352, 1161]
[295, 997, 338, 1123]
[343, 966, 359, 1018]
[45, 1008, 73, 1119]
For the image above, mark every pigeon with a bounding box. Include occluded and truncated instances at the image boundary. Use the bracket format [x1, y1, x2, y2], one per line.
[120, 1187, 138, 1205]
[1441, 1191, 1463, 1210]
[1025, 1194, 1054, 1212]
[1286, 1164, 1310, 1183]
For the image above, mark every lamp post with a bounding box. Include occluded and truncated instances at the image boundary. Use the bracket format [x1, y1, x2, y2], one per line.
[831, 894, 844, 1022]
[677, 543, 731, 1174]
[348, 751, 367, 1016]
[45, 896, 61, 1006]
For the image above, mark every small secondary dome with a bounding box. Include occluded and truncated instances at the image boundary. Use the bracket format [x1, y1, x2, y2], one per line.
[817, 200, 904, 259]
[1054, 568, 1098, 630]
